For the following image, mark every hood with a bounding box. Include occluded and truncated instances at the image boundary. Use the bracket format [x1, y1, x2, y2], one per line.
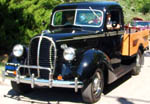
[40, 28, 102, 42]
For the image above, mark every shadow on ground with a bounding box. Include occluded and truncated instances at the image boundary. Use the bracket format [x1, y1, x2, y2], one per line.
[4, 73, 132, 104]
[103, 72, 131, 95]
[144, 51, 150, 57]
[6, 88, 84, 104]
[104, 95, 150, 104]
[118, 97, 134, 104]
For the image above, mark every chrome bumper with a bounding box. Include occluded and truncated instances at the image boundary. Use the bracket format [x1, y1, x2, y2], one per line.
[2, 63, 83, 92]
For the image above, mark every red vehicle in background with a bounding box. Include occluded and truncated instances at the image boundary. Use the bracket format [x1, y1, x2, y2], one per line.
[129, 17, 150, 31]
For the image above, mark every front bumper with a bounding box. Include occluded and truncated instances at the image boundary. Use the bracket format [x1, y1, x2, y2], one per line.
[2, 63, 83, 92]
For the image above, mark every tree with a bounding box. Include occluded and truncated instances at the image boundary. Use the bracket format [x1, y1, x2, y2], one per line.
[0, 0, 63, 54]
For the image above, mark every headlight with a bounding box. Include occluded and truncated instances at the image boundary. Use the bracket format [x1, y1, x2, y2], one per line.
[63, 47, 75, 61]
[13, 44, 24, 57]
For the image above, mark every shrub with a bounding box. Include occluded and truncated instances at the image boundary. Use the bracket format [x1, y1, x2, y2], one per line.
[0, 0, 62, 54]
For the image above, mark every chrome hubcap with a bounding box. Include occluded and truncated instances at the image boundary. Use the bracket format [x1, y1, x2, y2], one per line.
[93, 72, 102, 95]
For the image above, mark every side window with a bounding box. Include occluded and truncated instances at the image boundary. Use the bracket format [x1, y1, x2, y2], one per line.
[53, 10, 75, 26]
[106, 10, 121, 30]
[53, 12, 63, 25]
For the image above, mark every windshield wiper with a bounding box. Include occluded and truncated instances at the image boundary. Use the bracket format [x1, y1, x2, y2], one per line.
[89, 6, 100, 20]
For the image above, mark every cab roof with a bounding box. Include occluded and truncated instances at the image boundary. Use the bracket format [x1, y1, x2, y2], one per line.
[53, 1, 121, 11]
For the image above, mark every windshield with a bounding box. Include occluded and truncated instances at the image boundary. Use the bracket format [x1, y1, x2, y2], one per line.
[52, 9, 103, 27]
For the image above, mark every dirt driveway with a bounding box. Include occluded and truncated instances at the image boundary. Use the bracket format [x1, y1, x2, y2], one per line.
[0, 51, 150, 104]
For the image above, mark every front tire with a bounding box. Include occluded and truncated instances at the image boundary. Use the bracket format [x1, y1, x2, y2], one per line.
[81, 69, 104, 103]
[132, 50, 143, 75]
[11, 81, 32, 94]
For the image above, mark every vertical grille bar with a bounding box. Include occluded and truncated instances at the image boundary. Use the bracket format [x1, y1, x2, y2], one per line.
[37, 33, 45, 77]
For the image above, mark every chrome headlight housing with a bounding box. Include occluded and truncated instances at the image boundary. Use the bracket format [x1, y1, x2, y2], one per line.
[13, 44, 24, 57]
[63, 47, 75, 61]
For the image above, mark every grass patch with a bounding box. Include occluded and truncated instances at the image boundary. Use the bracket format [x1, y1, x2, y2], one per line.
[0, 54, 8, 77]
[0, 65, 5, 77]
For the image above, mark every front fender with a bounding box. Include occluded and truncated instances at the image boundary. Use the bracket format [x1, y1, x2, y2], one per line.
[77, 49, 111, 80]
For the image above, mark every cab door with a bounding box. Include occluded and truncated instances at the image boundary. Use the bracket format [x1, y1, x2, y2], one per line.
[104, 8, 124, 70]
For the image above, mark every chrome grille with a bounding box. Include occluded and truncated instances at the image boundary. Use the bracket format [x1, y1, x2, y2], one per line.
[29, 36, 56, 78]
[39, 38, 51, 67]
[29, 38, 39, 66]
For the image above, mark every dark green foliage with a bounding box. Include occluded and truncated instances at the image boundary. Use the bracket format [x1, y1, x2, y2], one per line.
[0, 0, 150, 54]
[139, 2, 150, 14]
[118, 0, 150, 24]
[0, 0, 62, 54]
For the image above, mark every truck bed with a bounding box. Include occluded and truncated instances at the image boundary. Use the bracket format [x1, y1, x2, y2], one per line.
[122, 29, 149, 56]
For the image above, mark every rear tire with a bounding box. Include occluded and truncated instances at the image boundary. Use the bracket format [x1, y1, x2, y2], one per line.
[132, 50, 143, 75]
[11, 81, 32, 94]
[81, 69, 104, 103]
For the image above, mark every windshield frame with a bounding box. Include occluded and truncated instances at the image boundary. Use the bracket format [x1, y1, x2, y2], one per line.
[52, 9, 104, 28]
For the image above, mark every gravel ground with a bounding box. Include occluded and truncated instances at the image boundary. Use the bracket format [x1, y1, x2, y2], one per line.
[0, 51, 150, 104]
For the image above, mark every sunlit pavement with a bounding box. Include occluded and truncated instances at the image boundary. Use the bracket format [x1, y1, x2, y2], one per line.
[98, 50, 150, 104]
[0, 50, 150, 104]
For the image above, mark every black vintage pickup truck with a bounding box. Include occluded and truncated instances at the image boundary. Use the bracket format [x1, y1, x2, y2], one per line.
[2, 1, 149, 103]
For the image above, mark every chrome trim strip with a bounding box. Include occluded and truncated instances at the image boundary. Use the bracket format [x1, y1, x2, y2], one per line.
[16, 65, 52, 72]
[52, 9, 104, 27]
[49, 72, 53, 88]
[49, 42, 54, 69]
[41, 36, 57, 72]
[16, 68, 20, 84]
[6, 63, 19, 66]
[74, 9, 77, 25]
[37, 32, 45, 77]
[56, 33, 106, 42]
[31, 74, 35, 88]
[56, 31, 124, 42]
[75, 77, 78, 92]
[7, 76, 83, 89]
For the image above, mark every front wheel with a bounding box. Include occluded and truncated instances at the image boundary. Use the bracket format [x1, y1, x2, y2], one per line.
[81, 69, 104, 103]
[132, 50, 143, 75]
[11, 81, 32, 94]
